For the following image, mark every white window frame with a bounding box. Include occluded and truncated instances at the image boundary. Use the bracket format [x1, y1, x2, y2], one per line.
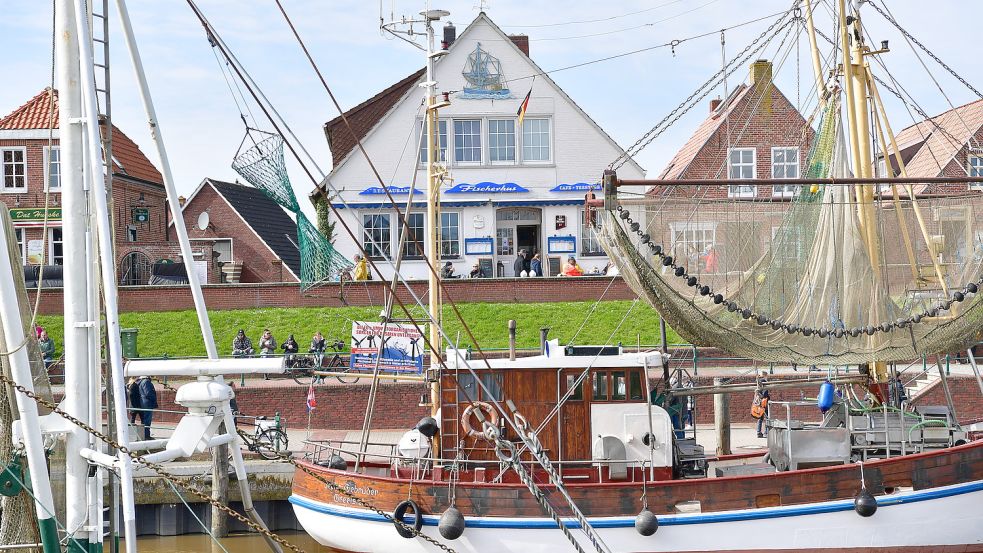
[669, 221, 717, 271]
[43, 146, 61, 191]
[727, 147, 756, 198]
[440, 211, 461, 259]
[400, 211, 426, 259]
[580, 209, 605, 256]
[418, 119, 448, 165]
[770, 147, 799, 197]
[969, 155, 983, 191]
[487, 118, 517, 164]
[14, 229, 26, 261]
[48, 228, 64, 266]
[453, 119, 482, 165]
[361, 212, 392, 259]
[1, 147, 28, 192]
[521, 117, 552, 163]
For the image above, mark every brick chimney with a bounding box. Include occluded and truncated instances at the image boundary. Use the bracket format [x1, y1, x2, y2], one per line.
[749, 59, 773, 114]
[509, 34, 530, 56]
[710, 98, 722, 112]
[178, 195, 186, 207]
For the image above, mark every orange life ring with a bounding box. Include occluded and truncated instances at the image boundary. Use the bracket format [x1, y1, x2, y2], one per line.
[461, 401, 499, 439]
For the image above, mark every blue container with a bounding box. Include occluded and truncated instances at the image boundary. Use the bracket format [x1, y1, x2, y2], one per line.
[817, 380, 835, 413]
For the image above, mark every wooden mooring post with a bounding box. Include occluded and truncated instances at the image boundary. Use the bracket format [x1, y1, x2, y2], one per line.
[714, 377, 731, 456]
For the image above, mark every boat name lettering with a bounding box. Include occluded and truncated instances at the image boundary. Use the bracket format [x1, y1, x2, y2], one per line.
[343, 480, 379, 497]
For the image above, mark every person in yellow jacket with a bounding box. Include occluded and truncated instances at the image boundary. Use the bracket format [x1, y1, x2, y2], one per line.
[353, 254, 369, 281]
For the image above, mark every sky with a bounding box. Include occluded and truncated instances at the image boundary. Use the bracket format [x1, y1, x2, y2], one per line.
[1, 1, 979, 220]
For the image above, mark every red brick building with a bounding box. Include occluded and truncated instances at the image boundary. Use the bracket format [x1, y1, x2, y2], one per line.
[177, 178, 300, 283]
[646, 60, 815, 274]
[0, 88, 183, 284]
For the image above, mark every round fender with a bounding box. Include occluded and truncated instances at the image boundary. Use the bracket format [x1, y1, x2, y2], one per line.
[461, 401, 499, 439]
[393, 499, 423, 538]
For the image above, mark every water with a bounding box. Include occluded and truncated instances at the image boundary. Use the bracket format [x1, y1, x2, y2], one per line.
[134, 532, 340, 553]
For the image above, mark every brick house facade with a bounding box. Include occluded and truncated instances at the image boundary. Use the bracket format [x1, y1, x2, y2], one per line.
[177, 178, 300, 284]
[0, 88, 187, 284]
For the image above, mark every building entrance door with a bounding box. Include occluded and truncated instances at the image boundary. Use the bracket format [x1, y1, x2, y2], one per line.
[496, 208, 542, 275]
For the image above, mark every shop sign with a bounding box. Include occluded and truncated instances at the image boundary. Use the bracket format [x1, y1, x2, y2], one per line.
[445, 182, 529, 194]
[9, 208, 62, 222]
[555, 215, 567, 230]
[549, 183, 599, 192]
[358, 186, 422, 195]
[132, 208, 150, 223]
[349, 321, 425, 374]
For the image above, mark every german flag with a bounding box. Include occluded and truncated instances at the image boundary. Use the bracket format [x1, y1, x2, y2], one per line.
[516, 83, 533, 125]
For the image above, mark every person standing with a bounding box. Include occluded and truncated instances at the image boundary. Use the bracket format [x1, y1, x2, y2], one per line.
[38, 330, 56, 369]
[530, 253, 543, 277]
[232, 329, 254, 357]
[353, 254, 369, 281]
[127, 377, 141, 425]
[683, 377, 695, 428]
[136, 375, 158, 440]
[752, 383, 770, 438]
[513, 249, 527, 277]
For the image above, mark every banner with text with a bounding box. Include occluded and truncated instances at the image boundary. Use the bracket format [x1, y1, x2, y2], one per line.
[350, 321, 425, 373]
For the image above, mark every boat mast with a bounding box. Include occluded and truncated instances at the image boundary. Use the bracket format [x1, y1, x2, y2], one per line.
[423, 6, 449, 415]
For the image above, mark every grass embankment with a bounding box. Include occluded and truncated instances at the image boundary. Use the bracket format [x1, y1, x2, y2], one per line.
[34, 301, 682, 358]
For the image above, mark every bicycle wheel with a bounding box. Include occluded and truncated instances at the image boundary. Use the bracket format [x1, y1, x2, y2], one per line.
[255, 429, 288, 460]
[332, 355, 360, 384]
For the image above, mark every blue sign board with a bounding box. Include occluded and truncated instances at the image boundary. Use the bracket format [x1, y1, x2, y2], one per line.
[445, 182, 529, 194]
[349, 321, 424, 374]
[359, 186, 422, 196]
[549, 182, 600, 192]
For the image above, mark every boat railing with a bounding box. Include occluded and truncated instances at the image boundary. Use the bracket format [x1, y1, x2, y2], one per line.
[300, 438, 651, 477]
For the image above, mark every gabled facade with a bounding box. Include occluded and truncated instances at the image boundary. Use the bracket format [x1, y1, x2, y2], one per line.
[177, 178, 300, 283]
[647, 60, 814, 275]
[316, 12, 644, 279]
[0, 88, 182, 286]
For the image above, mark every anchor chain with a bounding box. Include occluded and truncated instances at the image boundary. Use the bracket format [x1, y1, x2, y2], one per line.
[0, 372, 456, 553]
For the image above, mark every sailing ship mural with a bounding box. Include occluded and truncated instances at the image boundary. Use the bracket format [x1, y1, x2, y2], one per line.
[459, 43, 512, 99]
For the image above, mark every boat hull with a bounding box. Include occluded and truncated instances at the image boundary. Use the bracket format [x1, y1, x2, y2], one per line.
[291, 480, 983, 552]
[290, 440, 983, 552]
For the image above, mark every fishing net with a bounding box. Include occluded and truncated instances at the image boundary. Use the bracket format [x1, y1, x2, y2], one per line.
[0, 210, 54, 550]
[232, 134, 352, 289]
[602, 99, 983, 365]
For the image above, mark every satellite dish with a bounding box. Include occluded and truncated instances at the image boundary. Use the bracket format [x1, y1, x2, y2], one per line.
[197, 211, 210, 231]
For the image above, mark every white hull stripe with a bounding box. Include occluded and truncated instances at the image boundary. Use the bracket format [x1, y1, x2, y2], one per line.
[288, 478, 983, 529]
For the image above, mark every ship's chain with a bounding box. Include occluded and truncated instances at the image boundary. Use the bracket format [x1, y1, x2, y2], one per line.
[610, 8, 795, 171]
[486, 415, 612, 553]
[0, 372, 456, 553]
[867, 1, 983, 99]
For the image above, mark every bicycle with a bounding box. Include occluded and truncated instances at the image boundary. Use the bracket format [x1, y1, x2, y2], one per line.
[234, 414, 289, 460]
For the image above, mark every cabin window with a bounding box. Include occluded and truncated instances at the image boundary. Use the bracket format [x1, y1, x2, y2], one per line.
[457, 373, 478, 402]
[564, 373, 584, 401]
[481, 373, 503, 401]
[592, 371, 609, 401]
[591, 370, 645, 402]
[629, 370, 644, 400]
[611, 371, 627, 400]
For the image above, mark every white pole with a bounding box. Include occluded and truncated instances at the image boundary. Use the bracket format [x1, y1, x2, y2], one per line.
[113, 0, 218, 359]
[0, 221, 60, 553]
[57, 0, 94, 549]
[70, 1, 138, 549]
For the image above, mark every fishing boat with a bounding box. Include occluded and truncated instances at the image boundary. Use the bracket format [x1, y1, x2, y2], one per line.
[290, 1, 983, 552]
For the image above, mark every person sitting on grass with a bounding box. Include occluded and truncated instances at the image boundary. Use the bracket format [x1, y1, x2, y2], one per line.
[232, 329, 254, 358]
[560, 256, 584, 277]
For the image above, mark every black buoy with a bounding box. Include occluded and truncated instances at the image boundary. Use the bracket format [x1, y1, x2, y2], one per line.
[687, 276, 699, 287]
[634, 509, 659, 536]
[854, 488, 877, 517]
[662, 256, 674, 266]
[713, 294, 724, 304]
[640, 233, 651, 244]
[416, 417, 439, 438]
[674, 266, 685, 277]
[438, 506, 465, 540]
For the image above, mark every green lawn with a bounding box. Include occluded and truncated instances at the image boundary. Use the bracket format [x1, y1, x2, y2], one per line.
[34, 301, 682, 358]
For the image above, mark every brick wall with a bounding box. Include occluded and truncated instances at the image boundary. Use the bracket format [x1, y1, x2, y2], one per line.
[28, 275, 640, 314]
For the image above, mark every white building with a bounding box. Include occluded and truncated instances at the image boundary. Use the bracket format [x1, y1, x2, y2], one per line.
[314, 13, 644, 280]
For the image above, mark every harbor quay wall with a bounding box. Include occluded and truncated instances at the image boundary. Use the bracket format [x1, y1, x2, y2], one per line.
[142, 374, 983, 431]
[27, 276, 639, 314]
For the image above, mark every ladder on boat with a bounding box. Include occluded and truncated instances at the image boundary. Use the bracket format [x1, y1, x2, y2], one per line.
[439, 368, 461, 460]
